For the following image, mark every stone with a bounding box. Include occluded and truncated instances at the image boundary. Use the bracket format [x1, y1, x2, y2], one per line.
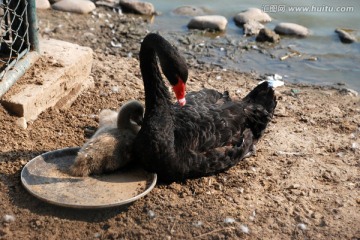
[339, 88, 358, 97]
[3, 215, 15, 223]
[274, 22, 309, 37]
[1, 39, 93, 121]
[187, 15, 228, 31]
[36, 0, 51, 9]
[243, 20, 264, 36]
[119, 0, 155, 15]
[234, 8, 271, 26]
[335, 28, 356, 43]
[172, 5, 209, 16]
[15, 117, 27, 129]
[256, 28, 280, 43]
[52, 0, 96, 14]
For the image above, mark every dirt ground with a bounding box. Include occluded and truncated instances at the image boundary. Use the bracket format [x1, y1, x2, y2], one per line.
[1, 7, 360, 240]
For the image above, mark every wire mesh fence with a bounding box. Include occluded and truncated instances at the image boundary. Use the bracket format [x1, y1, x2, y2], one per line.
[0, 0, 38, 97]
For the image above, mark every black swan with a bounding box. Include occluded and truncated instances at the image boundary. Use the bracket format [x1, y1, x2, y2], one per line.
[134, 33, 277, 182]
[69, 100, 144, 176]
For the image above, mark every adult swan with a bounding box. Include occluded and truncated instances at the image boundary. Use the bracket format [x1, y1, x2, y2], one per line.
[134, 33, 277, 182]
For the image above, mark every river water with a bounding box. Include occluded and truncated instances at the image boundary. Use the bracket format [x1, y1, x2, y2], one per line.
[148, 0, 360, 91]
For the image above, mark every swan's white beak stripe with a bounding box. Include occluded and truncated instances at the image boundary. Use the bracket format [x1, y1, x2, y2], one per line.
[173, 77, 186, 107]
[178, 97, 186, 106]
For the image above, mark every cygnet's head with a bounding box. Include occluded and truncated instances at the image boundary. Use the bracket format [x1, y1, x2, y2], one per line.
[117, 100, 144, 134]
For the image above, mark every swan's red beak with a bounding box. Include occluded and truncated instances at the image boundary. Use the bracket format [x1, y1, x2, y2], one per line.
[173, 78, 186, 106]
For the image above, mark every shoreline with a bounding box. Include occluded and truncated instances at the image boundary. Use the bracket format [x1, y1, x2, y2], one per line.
[35, 7, 360, 93]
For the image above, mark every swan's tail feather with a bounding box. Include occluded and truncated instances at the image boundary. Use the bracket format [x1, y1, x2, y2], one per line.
[243, 81, 277, 116]
[242, 81, 277, 140]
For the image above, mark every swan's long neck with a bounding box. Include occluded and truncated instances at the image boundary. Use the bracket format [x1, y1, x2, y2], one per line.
[140, 39, 173, 114]
[117, 110, 137, 133]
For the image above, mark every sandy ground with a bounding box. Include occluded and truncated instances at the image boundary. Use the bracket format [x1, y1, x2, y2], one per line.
[1, 7, 360, 240]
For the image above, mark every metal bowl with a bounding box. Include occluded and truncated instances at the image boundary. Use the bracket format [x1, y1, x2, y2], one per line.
[21, 147, 157, 208]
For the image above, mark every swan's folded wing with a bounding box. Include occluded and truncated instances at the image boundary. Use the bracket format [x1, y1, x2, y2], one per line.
[173, 98, 246, 153]
[184, 89, 231, 106]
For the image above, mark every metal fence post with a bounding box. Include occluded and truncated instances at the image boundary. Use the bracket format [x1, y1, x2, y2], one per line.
[27, 0, 39, 52]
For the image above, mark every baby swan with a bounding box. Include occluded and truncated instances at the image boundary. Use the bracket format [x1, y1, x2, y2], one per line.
[69, 100, 144, 177]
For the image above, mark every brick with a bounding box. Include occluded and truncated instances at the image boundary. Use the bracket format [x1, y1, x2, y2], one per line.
[1, 38, 93, 121]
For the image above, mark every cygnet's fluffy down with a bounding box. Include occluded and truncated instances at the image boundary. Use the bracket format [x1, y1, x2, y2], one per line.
[69, 100, 144, 177]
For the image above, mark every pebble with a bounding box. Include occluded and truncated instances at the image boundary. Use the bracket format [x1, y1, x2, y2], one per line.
[110, 41, 122, 48]
[237, 187, 244, 193]
[239, 224, 249, 234]
[192, 221, 203, 227]
[234, 8, 271, 26]
[249, 210, 256, 221]
[52, 0, 96, 14]
[351, 142, 359, 150]
[224, 217, 236, 224]
[336, 152, 344, 158]
[110, 86, 120, 93]
[288, 184, 300, 189]
[187, 15, 228, 31]
[119, 0, 155, 15]
[172, 5, 209, 16]
[147, 210, 156, 219]
[339, 88, 358, 97]
[243, 20, 264, 36]
[335, 28, 357, 43]
[274, 22, 309, 37]
[16, 117, 27, 129]
[297, 223, 307, 230]
[256, 28, 280, 43]
[3, 214, 16, 222]
[36, 0, 51, 9]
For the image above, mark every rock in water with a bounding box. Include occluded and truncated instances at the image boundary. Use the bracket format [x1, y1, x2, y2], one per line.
[172, 5, 210, 16]
[243, 20, 264, 36]
[36, 0, 50, 9]
[119, 0, 155, 15]
[335, 28, 356, 43]
[187, 15, 228, 31]
[52, 0, 96, 14]
[256, 28, 280, 43]
[274, 22, 309, 37]
[234, 8, 271, 26]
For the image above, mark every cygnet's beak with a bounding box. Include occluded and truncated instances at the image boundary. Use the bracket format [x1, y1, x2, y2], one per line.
[134, 116, 143, 126]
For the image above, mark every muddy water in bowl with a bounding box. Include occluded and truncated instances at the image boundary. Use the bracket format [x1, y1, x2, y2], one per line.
[21, 147, 157, 208]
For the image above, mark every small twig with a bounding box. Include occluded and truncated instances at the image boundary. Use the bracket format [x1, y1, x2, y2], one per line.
[276, 151, 306, 156]
[195, 226, 235, 239]
[170, 220, 176, 234]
